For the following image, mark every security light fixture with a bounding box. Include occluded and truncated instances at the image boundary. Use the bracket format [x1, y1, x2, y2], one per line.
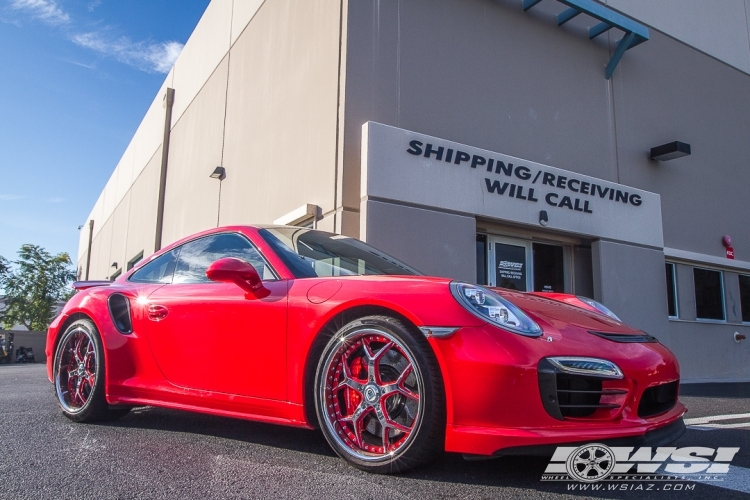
[111, 262, 118, 269]
[210, 166, 226, 180]
[650, 141, 691, 161]
[539, 210, 549, 226]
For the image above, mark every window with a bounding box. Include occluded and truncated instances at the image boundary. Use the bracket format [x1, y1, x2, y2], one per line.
[129, 249, 179, 284]
[740, 275, 750, 323]
[533, 243, 565, 293]
[172, 233, 276, 284]
[476, 235, 487, 285]
[665, 263, 678, 318]
[693, 268, 724, 321]
[127, 251, 144, 271]
[259, 227, 419, 278]
[110, 269, 122, 281]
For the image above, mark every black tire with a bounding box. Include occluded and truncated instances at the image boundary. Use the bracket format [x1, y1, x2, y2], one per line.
[314, 315, 445, 474]
[53, 319, 130, 422]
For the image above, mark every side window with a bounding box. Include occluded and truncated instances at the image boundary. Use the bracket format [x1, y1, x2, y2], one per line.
[739, 275, 750, 323]
[665, 263, 678, 318]
[172, 233, 276, 284]
[127, 251, 144, 271]
[129, 249, 179, 284]
[693, 268, 725, 321]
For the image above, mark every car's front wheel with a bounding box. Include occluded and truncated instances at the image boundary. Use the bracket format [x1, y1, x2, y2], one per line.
[53, 319, 130, 422]
[315, 315, 445, 473]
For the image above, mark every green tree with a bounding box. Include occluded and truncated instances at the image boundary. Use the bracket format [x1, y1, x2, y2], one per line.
[0, 245, 76, 331]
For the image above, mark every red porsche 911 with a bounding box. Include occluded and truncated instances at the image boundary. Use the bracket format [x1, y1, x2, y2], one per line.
[46, 226, 685, 473]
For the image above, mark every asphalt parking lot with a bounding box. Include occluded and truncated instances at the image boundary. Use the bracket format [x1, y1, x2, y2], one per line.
[1, 364, 749, 499]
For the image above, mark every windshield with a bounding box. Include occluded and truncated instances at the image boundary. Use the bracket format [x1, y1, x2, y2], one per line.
[259, 227, 421, 278]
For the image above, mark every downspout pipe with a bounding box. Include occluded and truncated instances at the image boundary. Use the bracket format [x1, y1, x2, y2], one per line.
[154, 88, 175, 252]
[84, 219, 94, 280]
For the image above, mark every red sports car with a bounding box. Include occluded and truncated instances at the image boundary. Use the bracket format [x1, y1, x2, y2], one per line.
[47, 226, 685, 473]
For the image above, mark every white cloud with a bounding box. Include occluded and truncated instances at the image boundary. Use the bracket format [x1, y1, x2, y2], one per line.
[9, 0, 182, 74]
[47, 197, 65, 203]
[72, 32, 183, 74]
[0, 195, 24, 201]
[10, 0, 69, 25]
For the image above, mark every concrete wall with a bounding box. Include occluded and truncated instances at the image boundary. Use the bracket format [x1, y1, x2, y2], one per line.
[602, 0, 750, 75]
[78, 0, 345, 278]
[361, 200, 476, 282]
[591, 240, 672, 345]
[2, 331, 46, 364]
[611, 30, 750, 262]
[218, 0, 343, 232]
[343, 0, 750, 260]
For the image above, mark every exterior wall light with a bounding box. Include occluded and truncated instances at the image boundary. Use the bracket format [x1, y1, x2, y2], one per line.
[210, 166, 226, 180]
[111, 262, 118, 269]
[539, 210, 549, 226]
[650, 141, 691, 161]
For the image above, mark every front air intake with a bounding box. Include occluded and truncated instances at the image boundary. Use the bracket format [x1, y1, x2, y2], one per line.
[538, 358, 628, 420]
[108, 293, 132, 334]
[638, 381, 678, 418]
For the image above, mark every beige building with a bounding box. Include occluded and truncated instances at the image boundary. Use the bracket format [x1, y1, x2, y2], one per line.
[79, 0, 750, 383]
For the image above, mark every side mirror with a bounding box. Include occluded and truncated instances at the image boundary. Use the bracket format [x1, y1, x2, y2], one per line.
[206, 258, 269, 298]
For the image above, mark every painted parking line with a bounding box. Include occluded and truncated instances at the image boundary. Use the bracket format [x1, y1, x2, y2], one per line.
[685, 413, 750, 425]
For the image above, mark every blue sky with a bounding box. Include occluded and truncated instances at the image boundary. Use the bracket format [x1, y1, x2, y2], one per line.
[0, 0, 209, 263]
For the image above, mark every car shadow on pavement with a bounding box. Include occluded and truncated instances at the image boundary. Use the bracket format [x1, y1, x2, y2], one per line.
[92, 405, 748, 499]
[99, 405, 337, 457]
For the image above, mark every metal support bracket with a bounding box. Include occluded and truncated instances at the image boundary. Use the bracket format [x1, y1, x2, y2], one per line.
[523, 0, 649, 79]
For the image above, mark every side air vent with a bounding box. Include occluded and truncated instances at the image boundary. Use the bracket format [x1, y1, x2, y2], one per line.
[638, 381, 678, 418]
[108, 293, 132, 334]
[589, 331, 658, 343]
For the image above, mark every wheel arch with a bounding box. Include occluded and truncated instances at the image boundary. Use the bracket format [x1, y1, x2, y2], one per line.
[302, 304, 444, 428]
[54, 312, 96, 355]
[51, 311, 110, 393]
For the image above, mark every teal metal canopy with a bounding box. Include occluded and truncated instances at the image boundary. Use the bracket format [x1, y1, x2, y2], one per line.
[523, 0, 649, 79]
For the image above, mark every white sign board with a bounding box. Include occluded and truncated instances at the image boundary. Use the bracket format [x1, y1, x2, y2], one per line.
[361, 122, 664, 248]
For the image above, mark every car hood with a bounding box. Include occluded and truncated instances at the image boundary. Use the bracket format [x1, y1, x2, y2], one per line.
[490, 287, 644, 335]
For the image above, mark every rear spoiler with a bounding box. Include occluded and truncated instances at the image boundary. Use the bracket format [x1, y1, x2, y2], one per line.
[72, 281, 112, 291]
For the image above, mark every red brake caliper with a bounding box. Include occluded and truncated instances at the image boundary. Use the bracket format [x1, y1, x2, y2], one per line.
[345, 357, 366, 415]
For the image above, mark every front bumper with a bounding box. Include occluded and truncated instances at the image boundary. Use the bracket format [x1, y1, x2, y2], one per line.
[449, 405, 686, 456]
[426, 324, 687, 456]
[489, 416, 686, 457]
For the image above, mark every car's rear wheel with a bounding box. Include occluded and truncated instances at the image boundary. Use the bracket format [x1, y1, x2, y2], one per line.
[54, 319, 130, 422]
[315, 315, 445, 473]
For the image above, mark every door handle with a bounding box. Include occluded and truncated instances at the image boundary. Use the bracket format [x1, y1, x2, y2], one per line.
[147, 304, 169, 322]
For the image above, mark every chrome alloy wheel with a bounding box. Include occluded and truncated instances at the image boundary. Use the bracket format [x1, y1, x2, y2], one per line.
[320, 328, 424, 461]
[55, 327, 98, 413]
[566, 444, 616, 482]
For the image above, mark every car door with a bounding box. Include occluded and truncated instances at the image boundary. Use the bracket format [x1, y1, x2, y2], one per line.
[143, 232, 287, 401]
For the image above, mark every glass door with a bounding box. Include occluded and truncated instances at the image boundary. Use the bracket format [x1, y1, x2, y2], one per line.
[532, 242, 565, 292]
[488, 237, 532, 291]
[486, 236, 568, 292]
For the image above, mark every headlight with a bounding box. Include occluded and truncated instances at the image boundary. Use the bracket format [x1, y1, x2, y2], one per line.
[547, 357, 624, 379]
[577, 296, 621, 322]
[450, 282, 542, 337]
